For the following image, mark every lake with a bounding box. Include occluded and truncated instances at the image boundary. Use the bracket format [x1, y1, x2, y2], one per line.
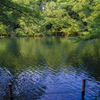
[0, 37, 100, 100]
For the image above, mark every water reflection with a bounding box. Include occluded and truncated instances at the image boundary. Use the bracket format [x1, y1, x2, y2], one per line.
[66, 40, 100, 81]
[0, 37, 100, 100]
[0, 67, 46, 100]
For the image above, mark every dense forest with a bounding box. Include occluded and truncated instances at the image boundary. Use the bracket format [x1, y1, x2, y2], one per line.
[0, 0, 100, 40]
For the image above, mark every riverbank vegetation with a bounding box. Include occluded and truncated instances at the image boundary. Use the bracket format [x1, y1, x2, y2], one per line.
[0, 0, 100, 40]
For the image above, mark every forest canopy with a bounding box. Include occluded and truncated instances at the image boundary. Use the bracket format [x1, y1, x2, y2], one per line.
[0, 0, 100, 40]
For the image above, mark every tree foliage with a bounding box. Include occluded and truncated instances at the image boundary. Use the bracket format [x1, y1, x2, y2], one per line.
[0, 0, 42, 36]
[40, 0, 100, 38]
[0, 0, 100, 39]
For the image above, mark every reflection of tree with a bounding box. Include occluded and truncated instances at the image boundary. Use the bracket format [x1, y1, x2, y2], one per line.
[0, 37, 100, 99]
[42, 37, 56, 46]
[0, 38, 21, 74]
[7, 38, 21, 56]
[0, 37, 48, 74]
[0, 37, 100, 80]
[65, 40, 100, 81]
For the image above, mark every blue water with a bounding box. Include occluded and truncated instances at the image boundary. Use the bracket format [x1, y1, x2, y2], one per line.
[0, 37, 100, 100]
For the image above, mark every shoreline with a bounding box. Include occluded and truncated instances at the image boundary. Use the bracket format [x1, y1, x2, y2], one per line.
[0, 36, 5, 38]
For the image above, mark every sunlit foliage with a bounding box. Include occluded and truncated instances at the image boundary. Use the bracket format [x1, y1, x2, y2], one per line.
[0, 0, 100, 39]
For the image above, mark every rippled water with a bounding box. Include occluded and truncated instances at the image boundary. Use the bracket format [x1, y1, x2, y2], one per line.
[0, 37, 100, 100]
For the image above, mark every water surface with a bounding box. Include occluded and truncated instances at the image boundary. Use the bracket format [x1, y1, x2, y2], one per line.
[0, 37, 100, 100]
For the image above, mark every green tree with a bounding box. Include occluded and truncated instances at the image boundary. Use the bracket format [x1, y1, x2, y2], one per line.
[41, 0, 100, 38]
[0, 0, 42, 36]
[0, 0, 100, 39]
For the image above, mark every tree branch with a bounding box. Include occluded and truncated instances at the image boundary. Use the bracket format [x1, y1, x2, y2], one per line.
[0, 1, 22, 13]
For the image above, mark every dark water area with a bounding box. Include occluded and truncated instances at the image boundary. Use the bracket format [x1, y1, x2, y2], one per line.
[0, 37, 100, 100]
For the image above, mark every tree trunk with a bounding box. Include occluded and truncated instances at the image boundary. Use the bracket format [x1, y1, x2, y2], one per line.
[65, 33, 68, 37]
